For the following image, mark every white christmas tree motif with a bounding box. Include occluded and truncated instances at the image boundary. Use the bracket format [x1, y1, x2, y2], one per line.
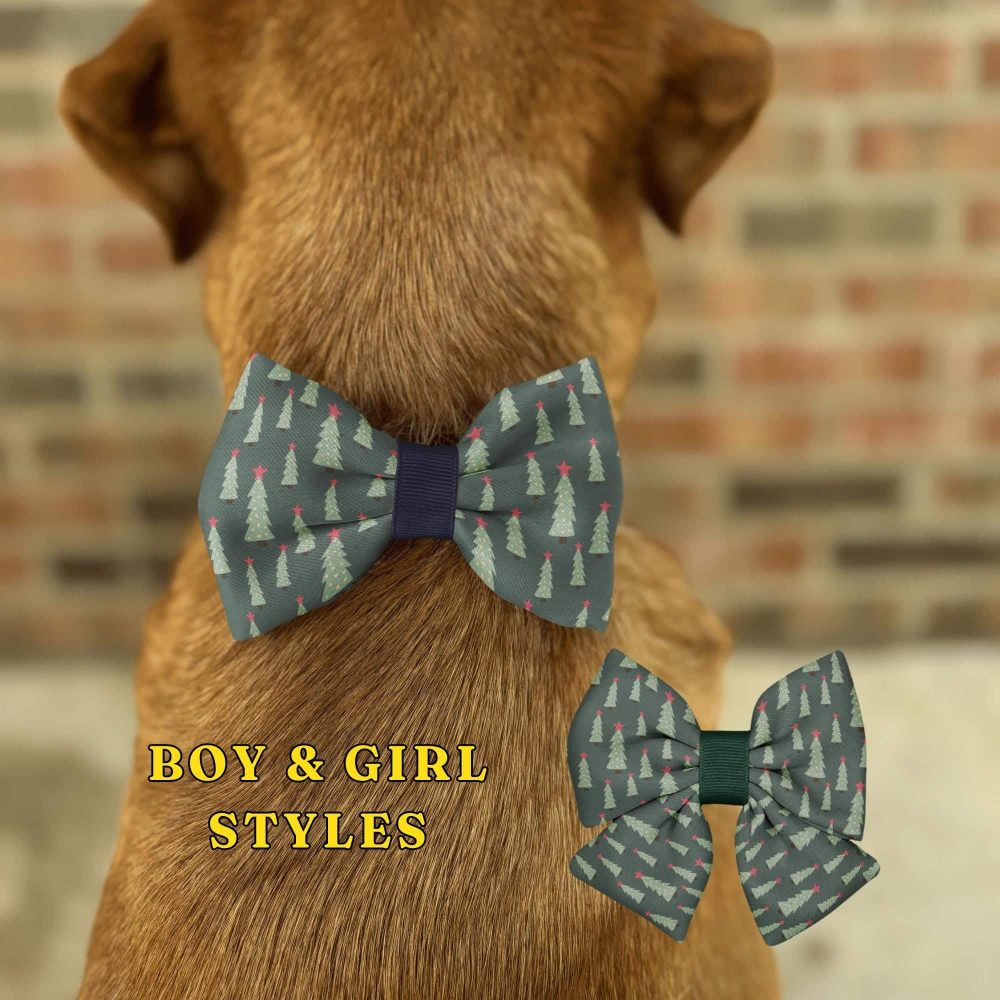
[634, 846, 658, 867]
[245, 464, 274, 542]
[325, 479, 341, 520]
[314, 402, 343, 468]
[780, 759, 794, 789]
[220, 447, 240, 502]
[607, 721, 627, 770]
[292, 505, 315, 554]
[843, 782, 865, 837]
[638, 746, 653, 778]
[573, 856, 597, 881]
[275, 543, 291, 588]
[599, 853, 622, 878]
[666, 862, 697, 884]
[766, 850, 787, 870]
[245, 556, 265, 606]
[604, 677, 619, 709]
[244, 394, 265, 444]
[790, 864, 817, 885]
[626, 773, 638, 797]
[368, 473, 387, 498]
[817, 891, 843, 914]
[354, 413, 373, 449]
[821, 782, 832, 811]
[277, 387, 295, 430]
[849, 687, 863, 728]
[636, 710, 648, 737]
[282, 442, 299, 487]
[790, 826, 818, 850]
[534, 400, 554, 445]
[615, 880, 645, 905]
[603, 779, 616, 811]
[479, 475, 494, 510]
[268, 363, 291, 382]
[659, 767, 678, 796]
[835, 754, 848, 792]
[750, 877, 781, 900]
[566, 382, 585, 426]
[498, 388, 519, 431]
[658, 690, 676, 737]
[229, 358, 253, 411]
[505, 509, 526, 557]
[798, 786, 811, 819]
[803, 659, 821, 674]
[820, 674, 832, 705]
[791, 722, 804, 752]
[470, 516, 495, 589]
[570, 542, 586, 586]
[206, 517, 230, 575]
[751, 700, 770, 747]
[831, 712, 843, 744]
[860, 741, 867, 769]
[536, 368, 564, 386]
[665, 839, 689, 857]
[823, 849, 849, 875]
[777, 676, 790, 709]
[589, 501, 611, 555]
[300, 379, 319, 407]
[629, 675, 642, 703]
[841, 863, 864, 885]
[321, 527, 352, 600]
[296, 595, 307, 616]
[579, 358, 602, 395]
[549, 460, 576, 538]
[384, 449, 397, 476]
[805, 729, 826, 780]
[524, 450, 545, 496]
[589, 709, 603, 743]
[464, 426, 489, 473]
[577, 752, 592, 789]
[743, 840, 764, 863]
[586, 436, 605, 482]
[535, 550, 553, 599]
[357, 513, 378, 533]
[778, 885, 819, 917]
[246, 611, 260, 638]
[799, 683, 811, 718]
[830, 651, 845, 684]
[621, 814, 658, 844]
[647, 913, 678, 933]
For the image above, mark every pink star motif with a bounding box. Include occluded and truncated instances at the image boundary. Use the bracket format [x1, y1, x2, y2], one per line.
[287, 387, 295, 396]
[662, 766, 671, 774]
[511, 508, 521, 518]
[666, 691, 675, 703]
[575, 541, 583, 552]
[296, 595, 304, 605]
[358, 513, 368, 520]
[833, 711, 839, 719]
[600, 501, 611, 512]
[812, 884, 821, 894]
[580, 752, 587, 760]
[327, 528, 341, 539]
[543, 550, 552, 561]
[782, 759, 791, 768]
[258, 394, 266, 403]
[292, 505, 303, 516]
[588, 437, 597, 447]
[207, 516, 218, 527]
[840, 755, 847, 764]
[231, 448, 240, 457]
[475, 516, 487, 529]
[800, 683, 808, 691]
[526, 451, 536, 460]
[330, 479, 338, 487]
[535, 400, 544, 411]
[635, 870, 644, 880]
[694, 858, 705, 868]
[681, 796, 690, 807]
[482, 474, 492, 485]
[855, 781, 865, 792]
[604, 778, 611, 786]
[279, 543, 288, 553]
[614, 721, 624, 732]
[641, 747, 648, 756]
[467, 426, 483, 440]
[812, 728, 821, 739]
[596, 709, 603, 717]
[749, 866, 759, 877]
[567, 383, 575, 392]
[327, 403, 341, 418]
[246, 612, 255, 622]
[390, 448, 398, 458]
[613, 676, 619, 683]
[556, 460, 573, 476]
[583, 599, 591, 608]
[523, 599, 533, 611]
[758, 700, 767, 712]
[683, 755, 692, 766]
[244, 557, 254, 566]
[253, 464, 267, 478]
[812, 862, 820, 870]
[774, 877, 782, 885]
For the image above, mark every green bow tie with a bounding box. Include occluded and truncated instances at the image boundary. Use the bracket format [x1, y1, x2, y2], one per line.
[199, 354, 622, 639]
[568, 650, 879, 945]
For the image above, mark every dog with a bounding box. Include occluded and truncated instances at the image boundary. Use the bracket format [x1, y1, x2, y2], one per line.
[61, 1, 775, 996]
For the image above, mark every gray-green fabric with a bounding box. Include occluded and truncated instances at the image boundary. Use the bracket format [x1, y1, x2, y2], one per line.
[199, 354, 622, 639]
[567, 650, 879, 945]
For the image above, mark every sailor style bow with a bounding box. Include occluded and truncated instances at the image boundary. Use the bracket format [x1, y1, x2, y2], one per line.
[199, 354, 622, 639]
[567, 650, 879, 945]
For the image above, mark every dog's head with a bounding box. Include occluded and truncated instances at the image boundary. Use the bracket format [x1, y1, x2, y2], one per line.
[61, 0, 769, 420]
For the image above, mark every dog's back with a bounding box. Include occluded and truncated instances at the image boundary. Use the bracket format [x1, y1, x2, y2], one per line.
[62, 1, 777, 996]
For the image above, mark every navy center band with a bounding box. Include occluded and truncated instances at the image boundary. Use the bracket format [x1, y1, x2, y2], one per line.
[699, 730, 751, 806]
[391, 441, 459, 541]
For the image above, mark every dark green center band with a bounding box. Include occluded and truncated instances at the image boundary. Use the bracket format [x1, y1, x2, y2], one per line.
[699, 730, 750, 806]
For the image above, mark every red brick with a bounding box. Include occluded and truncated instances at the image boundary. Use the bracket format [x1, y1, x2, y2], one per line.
[0, 304, 90, 339]
[777, 40, 950, 95]
[981, 39, 1000, 87]
[977, 411, 1000, 445]
[98, 231, 172, 274]
[865, 340, 928, 381]
[734, 346, 837, 384]
[837, 410, 931, 451]
[727, 123, 825, 174]
[841, 273, 996, 314]
[720, 413, 813, 455]
[0, 153, 118, 207]
[0, 554, 28, 587]
[966, 199, 1000, 244]
[0, 232, 72, 281]
[750, 534, 807, 574]
[0, 490, 116, 527]
[620, 412, 716, 453]
[978, 346, 1000, 379]
[657, 273, 818, 321]
[857, 121, 1000, 171]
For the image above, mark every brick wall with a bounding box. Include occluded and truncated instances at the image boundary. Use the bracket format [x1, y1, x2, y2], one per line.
[1, 1, 999, 659]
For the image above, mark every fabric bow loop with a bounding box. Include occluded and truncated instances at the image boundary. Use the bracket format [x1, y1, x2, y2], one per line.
[567, 649, 879, 945]
[200, 354, 622, 638]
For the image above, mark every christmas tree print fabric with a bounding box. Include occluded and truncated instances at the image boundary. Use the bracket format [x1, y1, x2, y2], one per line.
[567, 650, 879, 945]
[199, 354, 622, 639]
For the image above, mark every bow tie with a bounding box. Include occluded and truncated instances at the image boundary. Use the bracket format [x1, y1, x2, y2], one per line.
[199, 354, 622, 639]
[567, 650, 879, 945]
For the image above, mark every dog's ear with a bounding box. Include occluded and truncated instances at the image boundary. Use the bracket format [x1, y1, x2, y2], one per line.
[59, 6, 219, 262]
[641, 2, 772, 234]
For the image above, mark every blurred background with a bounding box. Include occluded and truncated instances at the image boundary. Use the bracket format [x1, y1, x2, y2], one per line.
[1, 0, 998, 997]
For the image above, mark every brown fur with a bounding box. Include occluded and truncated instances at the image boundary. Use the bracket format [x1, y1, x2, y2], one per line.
[61, 1, 776, 996]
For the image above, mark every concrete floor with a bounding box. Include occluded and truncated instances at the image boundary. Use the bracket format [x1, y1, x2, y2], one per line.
[1, 644, 997, 998]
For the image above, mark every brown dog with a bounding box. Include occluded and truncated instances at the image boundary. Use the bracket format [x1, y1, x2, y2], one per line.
[61, 1, 775, 996]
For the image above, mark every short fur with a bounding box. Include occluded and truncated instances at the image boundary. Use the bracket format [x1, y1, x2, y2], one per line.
[61, 1, 777, 996]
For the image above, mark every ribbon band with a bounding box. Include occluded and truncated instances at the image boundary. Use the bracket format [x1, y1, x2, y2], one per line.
[698, 730, 750, 805]
[391, 441, 459, 541]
